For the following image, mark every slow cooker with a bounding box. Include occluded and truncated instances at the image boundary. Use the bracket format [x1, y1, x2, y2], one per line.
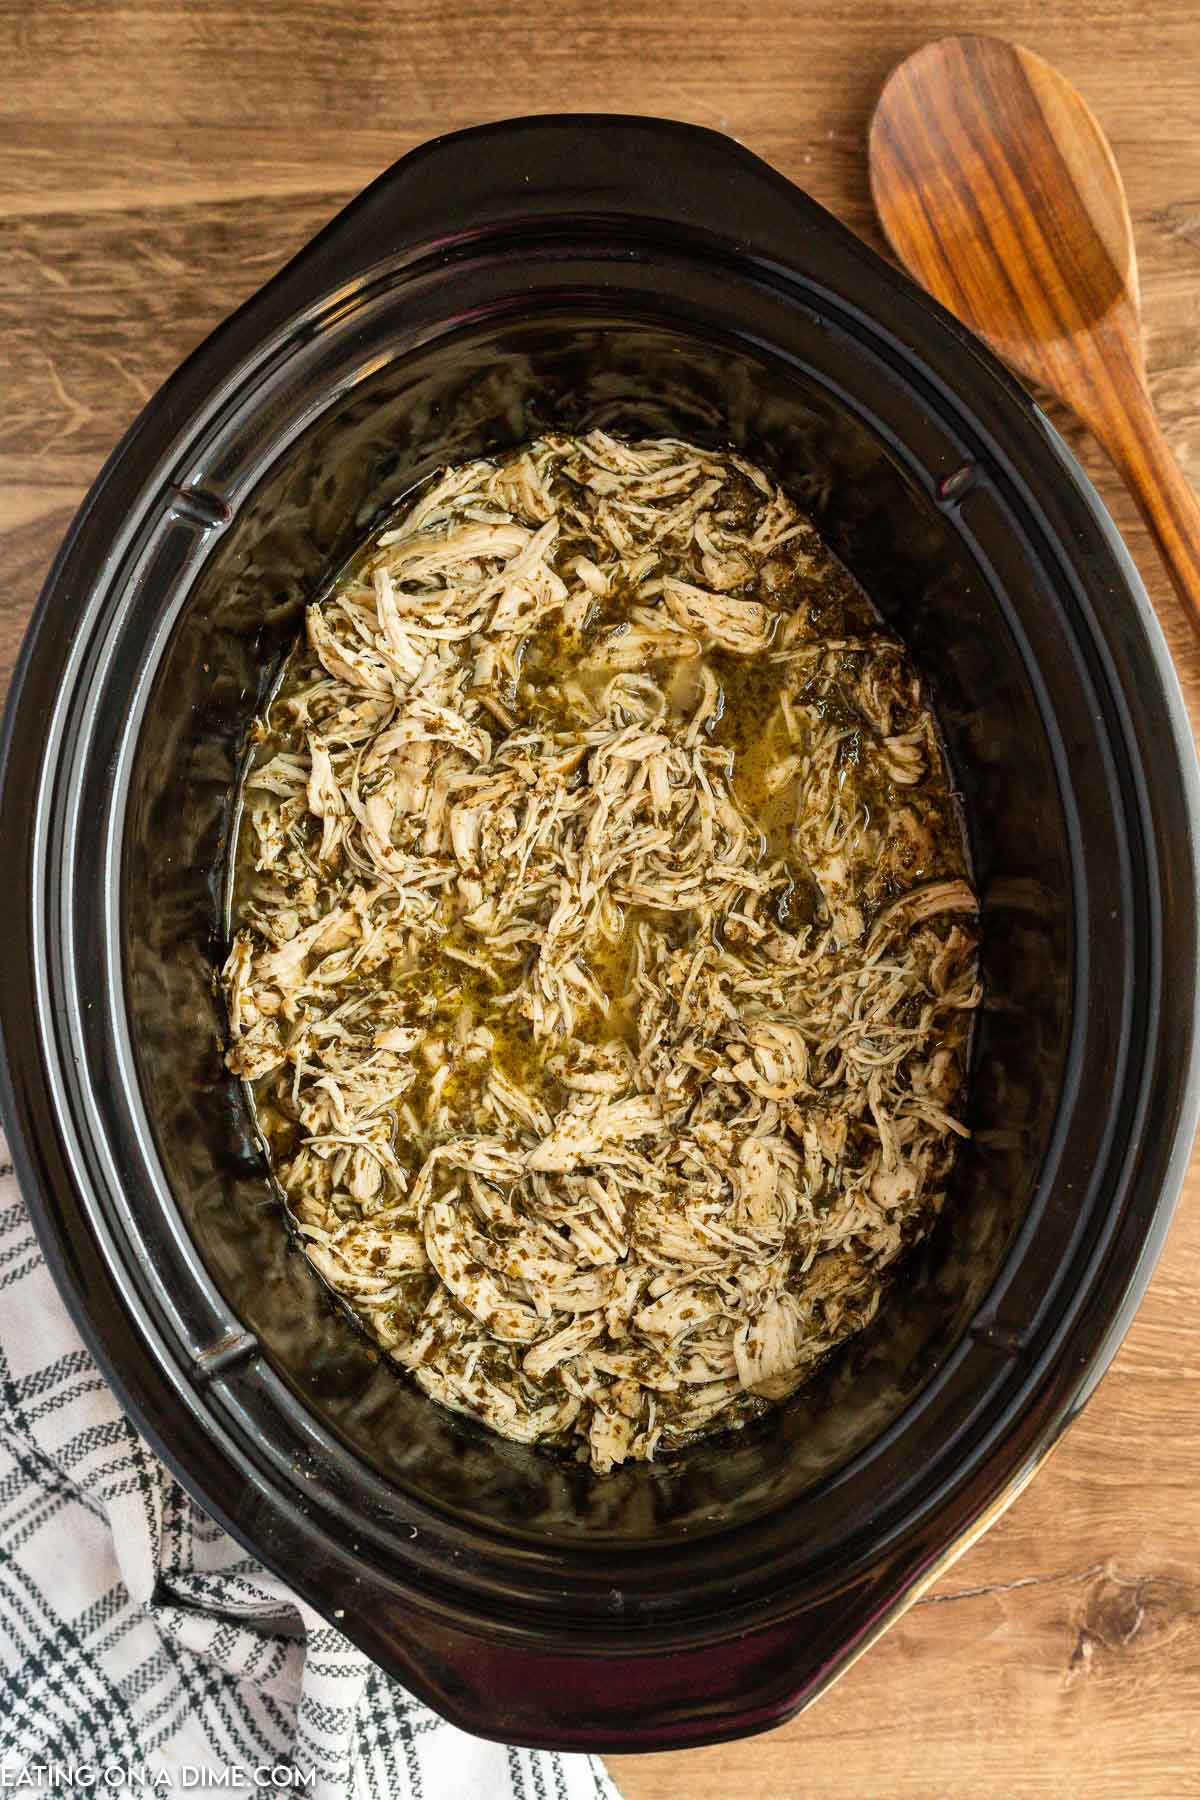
[1, 116, 1197, 1751]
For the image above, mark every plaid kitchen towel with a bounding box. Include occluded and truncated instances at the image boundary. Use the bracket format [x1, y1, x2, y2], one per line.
[0, 1140, 622, 1799]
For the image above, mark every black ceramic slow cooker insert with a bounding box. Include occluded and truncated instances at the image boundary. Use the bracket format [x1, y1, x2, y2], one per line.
[1, 117, 1198, 1752]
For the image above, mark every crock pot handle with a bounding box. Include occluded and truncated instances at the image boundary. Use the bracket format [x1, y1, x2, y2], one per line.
[284, 115, 832, 292]
[346, 1554, 926, 1752]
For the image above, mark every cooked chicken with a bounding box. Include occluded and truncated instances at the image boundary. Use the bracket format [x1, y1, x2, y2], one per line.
[222, 431, 980, 1472]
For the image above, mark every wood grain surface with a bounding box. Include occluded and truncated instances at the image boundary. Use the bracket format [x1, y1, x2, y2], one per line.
[2, 2, 1199, 1794]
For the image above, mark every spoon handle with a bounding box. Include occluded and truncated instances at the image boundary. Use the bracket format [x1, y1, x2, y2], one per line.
[1091, 382, 1200, 638]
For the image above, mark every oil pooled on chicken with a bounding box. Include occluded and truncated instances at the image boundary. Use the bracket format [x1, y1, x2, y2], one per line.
[223, 431, 980, 1473]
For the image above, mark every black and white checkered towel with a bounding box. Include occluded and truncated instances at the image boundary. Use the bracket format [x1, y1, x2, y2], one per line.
[0, 1140, 622, 1798]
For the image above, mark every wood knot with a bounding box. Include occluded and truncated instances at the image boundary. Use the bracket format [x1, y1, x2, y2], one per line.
[1066, 1567, 1200, 1684]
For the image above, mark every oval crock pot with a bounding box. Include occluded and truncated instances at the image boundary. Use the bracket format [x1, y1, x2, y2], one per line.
[1, 116, 1199, 1753]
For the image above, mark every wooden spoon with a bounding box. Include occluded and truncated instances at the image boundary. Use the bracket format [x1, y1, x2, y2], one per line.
[869, 33, 1200, 632]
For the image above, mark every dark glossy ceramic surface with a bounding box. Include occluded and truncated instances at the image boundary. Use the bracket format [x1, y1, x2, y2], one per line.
[1, 117, 1198, 1750]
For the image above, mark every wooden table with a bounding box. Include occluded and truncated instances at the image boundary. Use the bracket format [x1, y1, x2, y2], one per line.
[3, 2, 1199, 1793]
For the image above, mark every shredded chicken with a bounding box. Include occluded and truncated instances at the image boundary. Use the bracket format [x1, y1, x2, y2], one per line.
[222, 431, 980, 1472]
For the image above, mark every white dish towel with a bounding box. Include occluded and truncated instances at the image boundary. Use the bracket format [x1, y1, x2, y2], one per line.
[0, 1140, 622, 1799]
